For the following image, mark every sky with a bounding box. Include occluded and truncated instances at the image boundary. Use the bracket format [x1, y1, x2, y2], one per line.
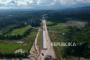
[0, 0, 90, 9]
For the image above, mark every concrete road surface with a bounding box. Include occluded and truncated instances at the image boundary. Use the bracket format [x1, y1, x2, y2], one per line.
[38, 19, 56, 60]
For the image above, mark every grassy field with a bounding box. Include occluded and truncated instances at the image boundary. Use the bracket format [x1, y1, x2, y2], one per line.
[6, 25, 31, 36]
[0, 28, 37, 57]
[0, 42, 22, 54]
[0, 25, 33, 40]
[48, 21, 70, 33]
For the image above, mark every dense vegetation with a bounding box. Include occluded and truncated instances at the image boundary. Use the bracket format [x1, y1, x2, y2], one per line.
[0, 10, 40, 58]
[48, 21, 90, 60]
[0, 8, 89, 58]
[63, 24, 90, 59]
[48, 22, 69, 60]
[45, 7, 90, 60]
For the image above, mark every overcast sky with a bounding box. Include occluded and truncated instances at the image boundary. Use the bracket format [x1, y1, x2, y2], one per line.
[0, 0, 90, 9]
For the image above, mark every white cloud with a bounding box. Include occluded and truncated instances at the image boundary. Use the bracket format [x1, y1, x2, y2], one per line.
[59, 0, 76, 5]
[0, 0, 10, 5]
[36, 0, 41, 5]
[0, 0, 90, 7]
